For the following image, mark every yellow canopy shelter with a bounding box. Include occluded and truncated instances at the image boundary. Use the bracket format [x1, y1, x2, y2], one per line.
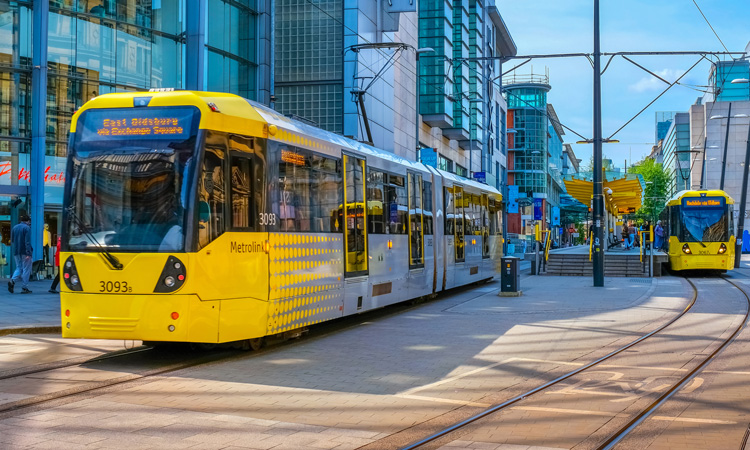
[563, 173, 645, 216]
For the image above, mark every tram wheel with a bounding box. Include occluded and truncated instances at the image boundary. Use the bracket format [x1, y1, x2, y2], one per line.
[248, 338, 264, 351]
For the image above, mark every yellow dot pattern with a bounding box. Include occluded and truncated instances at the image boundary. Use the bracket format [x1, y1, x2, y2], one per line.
[267, 232, 344, 335]
[273, 129, 339, 155]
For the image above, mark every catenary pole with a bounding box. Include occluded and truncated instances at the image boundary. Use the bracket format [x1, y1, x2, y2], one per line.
[592, 0, 604, 286]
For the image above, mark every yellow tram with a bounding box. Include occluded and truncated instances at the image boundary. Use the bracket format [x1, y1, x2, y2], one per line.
[60, 91, 503, 345]
[663, 189, 735, 272]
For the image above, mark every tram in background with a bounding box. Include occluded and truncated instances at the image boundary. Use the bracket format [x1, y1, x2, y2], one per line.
[662, 189, 735, 272]
[60, 90, 503, 347]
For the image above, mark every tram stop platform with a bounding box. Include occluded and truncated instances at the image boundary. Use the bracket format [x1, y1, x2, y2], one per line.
[543, 244, 668, 277]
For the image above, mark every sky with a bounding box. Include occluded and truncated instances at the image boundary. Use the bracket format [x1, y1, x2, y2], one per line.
[499, 0, 750, 168]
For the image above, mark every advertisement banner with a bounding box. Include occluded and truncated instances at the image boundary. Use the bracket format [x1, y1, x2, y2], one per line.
[552, 206, 560, 226]
[533, 198, 543, 220]
[507, 185, 519, 214]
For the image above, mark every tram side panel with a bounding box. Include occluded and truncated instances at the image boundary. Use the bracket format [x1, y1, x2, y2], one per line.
[266, 232, 345, 336]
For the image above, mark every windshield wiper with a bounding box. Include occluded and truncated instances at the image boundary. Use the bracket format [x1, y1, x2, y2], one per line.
[67, 207, 124, 270]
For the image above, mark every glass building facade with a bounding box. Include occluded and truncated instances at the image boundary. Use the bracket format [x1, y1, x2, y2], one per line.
[710, 61, 750, 102]
[0, 0, 266, 276]
[662, 112, 691, 196]
[274, 0, 343, 133]
[505, 81, 550, 198]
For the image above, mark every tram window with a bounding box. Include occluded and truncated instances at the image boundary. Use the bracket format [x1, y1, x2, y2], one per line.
[423, 181, 433, 235]
[387, 180, 408, 234]
[198, 133, 226, 249]
[444, 187, 454, 235]
[408, 173, 424, 267]
[279, 145, 342, 233]
[367, 169, 387, 234]
[230, 156, 253, 229]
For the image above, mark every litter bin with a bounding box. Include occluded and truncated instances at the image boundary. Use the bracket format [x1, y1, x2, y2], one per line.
[500, 256, 520, 293]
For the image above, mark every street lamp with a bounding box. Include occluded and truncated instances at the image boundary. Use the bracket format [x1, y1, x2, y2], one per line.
[414, 48, 434, 160]
[730, 77, 750, 268]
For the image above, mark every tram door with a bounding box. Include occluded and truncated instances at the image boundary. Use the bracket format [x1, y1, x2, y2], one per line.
[481, 194, 490, 258]
[408, 172, 424, 269]
[454, 185, 465, 262]
[343, 154, 368, 277]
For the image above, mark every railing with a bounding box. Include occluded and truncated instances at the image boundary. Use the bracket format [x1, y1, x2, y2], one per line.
[589, 231, 594, 261]
[544, 230, 552, 262]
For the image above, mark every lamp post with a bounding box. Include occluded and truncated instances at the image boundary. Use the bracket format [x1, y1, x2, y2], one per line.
[414, 48, 434, 161]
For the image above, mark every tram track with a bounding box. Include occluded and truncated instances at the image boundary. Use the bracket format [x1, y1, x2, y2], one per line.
[397, 275, 750, 450]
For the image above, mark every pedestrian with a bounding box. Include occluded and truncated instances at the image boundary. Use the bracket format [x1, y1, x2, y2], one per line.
[655, 220, 665, 251]
[621, 223, 630, 249]
[628, 220, 637, 250]
[49, 236, 61, 294]
[8, 214, 33, 294]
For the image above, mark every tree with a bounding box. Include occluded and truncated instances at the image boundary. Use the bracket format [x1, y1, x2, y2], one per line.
[629, 158, 670, 222]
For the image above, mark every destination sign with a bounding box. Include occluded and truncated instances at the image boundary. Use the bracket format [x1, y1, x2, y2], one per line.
[79, 107, 197, 142]
[682, 197, 725, 208]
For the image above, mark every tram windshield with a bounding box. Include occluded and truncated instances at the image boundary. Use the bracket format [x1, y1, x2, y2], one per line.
[65, 107, 200, 252]
[679, 197, 729, 243]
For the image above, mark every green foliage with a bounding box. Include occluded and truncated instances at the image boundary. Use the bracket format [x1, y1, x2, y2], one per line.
[629, 158, 670, 222]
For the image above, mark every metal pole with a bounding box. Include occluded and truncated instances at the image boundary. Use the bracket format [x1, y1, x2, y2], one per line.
[735, 123, 750, 268]
[500, 66, 509, 256]
[700, 137, 706, 189]
[30, 0, 49, 264]
[415, 53, 421, 159]
[720, 102, 732, 190]
[592, 0, 604, 286]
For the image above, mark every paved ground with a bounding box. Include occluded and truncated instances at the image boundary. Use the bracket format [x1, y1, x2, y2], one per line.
[0, 278, 61, 333]
[0, 271, 698, 450]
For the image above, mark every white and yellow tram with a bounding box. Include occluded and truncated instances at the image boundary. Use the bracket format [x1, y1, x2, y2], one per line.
[60, 91, 503, 345]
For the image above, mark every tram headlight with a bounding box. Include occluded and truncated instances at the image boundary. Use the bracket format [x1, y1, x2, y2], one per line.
[682, 244, 692, 254]
[62, 256, 84, 291]
[154, 256, 186, 293]
[718, 243, 727, 254]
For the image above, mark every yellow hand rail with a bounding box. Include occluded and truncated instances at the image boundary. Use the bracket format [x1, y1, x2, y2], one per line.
[589, 231, 594, 261]
[639, 230, 643, 262]
[544, 230, 552, 261]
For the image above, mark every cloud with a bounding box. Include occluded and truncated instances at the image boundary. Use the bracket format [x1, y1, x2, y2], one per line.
[628, 69, 683, 93]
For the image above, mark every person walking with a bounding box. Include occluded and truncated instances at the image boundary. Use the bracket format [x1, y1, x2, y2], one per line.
[8, 214, 33, 294]
[49, 236, 61, 294]
[621, 223, 630, 249]
[655, 220, 665, 251]
[628, 221, 637, 250]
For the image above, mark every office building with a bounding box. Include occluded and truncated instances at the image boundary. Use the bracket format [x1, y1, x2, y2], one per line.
[0, 0, 272, 276]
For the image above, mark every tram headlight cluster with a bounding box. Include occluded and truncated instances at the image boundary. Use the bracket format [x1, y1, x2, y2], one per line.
[682, 244, 692, 254]
[63, 256, 84, 291]
[718, 243, 727, 254]
[153, 255, 187, 293]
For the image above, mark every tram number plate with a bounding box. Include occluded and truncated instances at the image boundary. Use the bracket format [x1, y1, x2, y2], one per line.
[698, 250, 710, 255]
[99, 281, 132, 293]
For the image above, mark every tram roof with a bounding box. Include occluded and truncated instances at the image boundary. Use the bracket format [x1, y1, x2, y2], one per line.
[666, 189, 735, 206]
[563, 172, 645, 216]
